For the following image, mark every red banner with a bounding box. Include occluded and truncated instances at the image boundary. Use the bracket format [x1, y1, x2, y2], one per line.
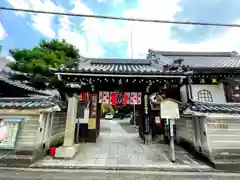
[111, 92, 117, 105]
[98, 91, 142, 105]
[81, 90, 87, 102]
[124, 92, 128, 105]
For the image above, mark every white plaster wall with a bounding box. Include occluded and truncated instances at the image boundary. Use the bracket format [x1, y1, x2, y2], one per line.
[180, 83, 226, 103]
[191, 83, 226, 103]
[180, 85, 188, 103]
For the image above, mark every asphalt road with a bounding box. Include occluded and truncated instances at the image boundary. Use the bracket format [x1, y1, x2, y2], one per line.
[1, 168, 240, 180]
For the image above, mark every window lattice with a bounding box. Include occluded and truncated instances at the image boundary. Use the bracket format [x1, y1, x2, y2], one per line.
[197, 89, 213, 102]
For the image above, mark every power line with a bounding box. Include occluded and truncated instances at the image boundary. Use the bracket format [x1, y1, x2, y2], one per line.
[1, 6, 240, 28]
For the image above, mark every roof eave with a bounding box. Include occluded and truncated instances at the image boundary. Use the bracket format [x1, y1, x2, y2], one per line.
[55, 72, 187, 78]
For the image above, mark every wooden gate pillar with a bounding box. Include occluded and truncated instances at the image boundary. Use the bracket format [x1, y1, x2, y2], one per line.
[87, 93, 98, 142]
[96, 91, 101, 136]
[143, 85, 152, 144]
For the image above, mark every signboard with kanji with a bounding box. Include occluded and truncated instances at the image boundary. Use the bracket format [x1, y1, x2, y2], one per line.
[161, 99, 180, 119]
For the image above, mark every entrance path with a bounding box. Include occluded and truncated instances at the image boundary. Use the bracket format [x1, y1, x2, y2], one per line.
[31, 119, 216, 172]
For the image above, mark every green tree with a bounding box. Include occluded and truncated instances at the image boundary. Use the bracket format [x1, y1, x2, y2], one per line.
[7, 39, 80, 89]
[101, 103, 115, 115]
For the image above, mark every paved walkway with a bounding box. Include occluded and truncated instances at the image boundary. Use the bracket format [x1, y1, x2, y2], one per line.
[31, 119, 215, 172]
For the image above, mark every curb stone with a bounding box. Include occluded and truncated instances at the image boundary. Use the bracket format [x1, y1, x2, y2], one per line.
[29, 164, 223, 172]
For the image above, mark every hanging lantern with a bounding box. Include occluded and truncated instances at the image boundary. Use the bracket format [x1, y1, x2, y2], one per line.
[81, 90, 87, 102]
[91, 85, 95, 92]
[235, 86, 239, 90]
[118, 79, 122, 85]
[212, 78, 217, 84]
[200, 78, 205, 84]
[234, 94, 240, 97]
[163, 83, 167, 89]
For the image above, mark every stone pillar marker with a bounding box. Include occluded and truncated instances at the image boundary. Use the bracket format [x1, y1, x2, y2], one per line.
[55, 97, 78, 158]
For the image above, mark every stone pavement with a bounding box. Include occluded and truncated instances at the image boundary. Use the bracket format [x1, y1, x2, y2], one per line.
[31, 119, 215, 172]
[1, 168, 240, 180]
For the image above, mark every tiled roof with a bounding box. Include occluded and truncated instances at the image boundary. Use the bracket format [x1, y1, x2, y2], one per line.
[79, 62, 161, 74]
[0, 72, 60, 97]
[0, 96, 64, 109]
[78, 58, 161, 74]
[222, 77, 240, 85]
[188, 101, 240, 114]
[57, 58, 187, 75]
[88, 58, 151, 65]
[148, 50, 240, 68]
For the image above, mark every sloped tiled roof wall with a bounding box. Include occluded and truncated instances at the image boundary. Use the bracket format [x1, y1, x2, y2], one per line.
[188, 101, 240, 114]
[76, 58, 162, 74]
[0, 96, 65, 109]
[149, 50, 240, 68]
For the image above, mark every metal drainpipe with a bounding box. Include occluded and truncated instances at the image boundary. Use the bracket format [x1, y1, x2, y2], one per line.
[189, 82, 193, 100]
[188, 76, 193, 101]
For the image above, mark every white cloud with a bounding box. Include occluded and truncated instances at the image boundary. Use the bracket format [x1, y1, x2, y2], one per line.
[6, 0, 63, 38]
[121, 0, 240, 58]
[82, 0, 240, 58]
[0, 22, 7, 40]
[172, 20, 240, 52]
[97, 0, 106, 2]
[70, 0, 129, 56]
[6, 0, 240, 58]
[96, 0, 122, 5]
[6, 0, 105, 57]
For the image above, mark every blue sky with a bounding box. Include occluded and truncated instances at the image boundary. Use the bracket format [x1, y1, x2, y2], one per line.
[1, 0, 240, 58]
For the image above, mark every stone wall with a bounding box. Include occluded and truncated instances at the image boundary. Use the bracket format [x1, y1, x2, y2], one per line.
[176, 115, 240, 161]
[0, 109, 67, 166]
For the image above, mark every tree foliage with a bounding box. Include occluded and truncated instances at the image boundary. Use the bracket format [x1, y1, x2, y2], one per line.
[101, 103, 115, 115]
[8, 39, 80, 89]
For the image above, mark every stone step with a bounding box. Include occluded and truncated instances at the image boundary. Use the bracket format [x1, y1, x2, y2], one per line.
[0, 155, 35, 167]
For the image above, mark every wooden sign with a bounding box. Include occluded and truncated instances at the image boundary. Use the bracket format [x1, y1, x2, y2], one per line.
[161, 98, 180, 119]
[88, 118, 96, 129]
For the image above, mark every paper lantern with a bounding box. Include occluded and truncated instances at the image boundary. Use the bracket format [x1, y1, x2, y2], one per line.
[212, 78, 217, 84]
[200, 79, 205, 84]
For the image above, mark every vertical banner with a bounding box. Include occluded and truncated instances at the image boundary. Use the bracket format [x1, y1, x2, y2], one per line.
[99, 91, 110, 104]
[98, 91, 103, 103]
[124, 92, 129, 105]
[130, 92, 137, 105]
[99, 91, 142, 105]
[111, 92, 117, 105]
[130, 92, 142, 105]
[137, 92, 142, 104]
[81, 90, 87, 102]
[116, 92, 124, 107]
